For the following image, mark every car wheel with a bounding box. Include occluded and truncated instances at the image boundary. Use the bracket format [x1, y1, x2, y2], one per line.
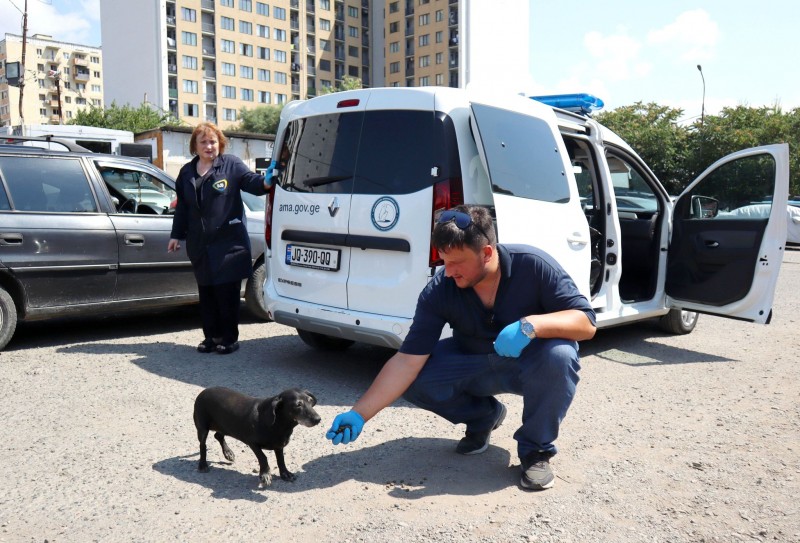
[658, 309, 698, 335]
[296, 328, 355, 351]
[244, 260, 271, 321]
[0, 287, 18, 351]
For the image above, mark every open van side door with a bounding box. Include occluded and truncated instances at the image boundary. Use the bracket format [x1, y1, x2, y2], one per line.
[665, 144, 789, 323]
[469, 96, 591, 297]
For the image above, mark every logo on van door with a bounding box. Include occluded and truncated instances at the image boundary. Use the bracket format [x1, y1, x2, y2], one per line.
[371, 197, 400, 232]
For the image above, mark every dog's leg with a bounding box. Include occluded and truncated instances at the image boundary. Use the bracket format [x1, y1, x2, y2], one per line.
[248, 445, 272, 487]
[197, 427, 210, 473]
[274, 448, 296, 482]
[214, 432, 235, 462]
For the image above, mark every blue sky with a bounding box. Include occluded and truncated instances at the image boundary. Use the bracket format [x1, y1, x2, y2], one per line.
[2, 0, 796, 122]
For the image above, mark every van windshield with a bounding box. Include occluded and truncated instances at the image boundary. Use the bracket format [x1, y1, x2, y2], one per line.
[277, 109, 460, 195]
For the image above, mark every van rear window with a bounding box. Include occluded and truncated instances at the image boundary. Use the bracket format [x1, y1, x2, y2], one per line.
[277, 110, 460, 195]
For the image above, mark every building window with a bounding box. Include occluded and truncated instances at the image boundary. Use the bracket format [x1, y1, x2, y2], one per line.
[240, 21, 253, 34]
[240, 65, 253, 79]
[181, 7, 196, 21]
[273, 6, 286, 20]
[389, 1, 399, 13]
[348, 65, 358, 77]
[184, 103, 199, 117]
[435, 9, 443, 22]
[418, 14, 429, 26]
[389, 61, 400, 73]
[40, 108, 47, 117]
[319, 59, 331, 71]
[258, 68, 270, 81]
[220, 16, 234, 30]
[435, 30, 443, 43]
[389, 22, 398, 33]
[419, 55, 430, 67]
[221, 62, 236, 75]
[321, 79, 332, 89]
[320, 19, 331, 31]
[348, 6, 358, 17]
[348, 45, 358, 58]
[435, 73, 444, 85]
[389, 41, 399, 53]
[91, 99, 102, 106]
[241, 88, 254, 101]
[274, 50, 286, 62]
[348, 26, 358, 38]
[239, 0, 252, 12]
[256, 2, 269, 16]
[223, 108, 237, 121]
[90, 56, 100, 63]
[182, 55, 198, 69]
[419, 34, 429, 47]
[257, 46, 270, 60]
[222, 85, 236, 98]
[419, 76, 429, 86]
[181, 31, 197, 46]
[320, 0, 330, 10]
[275, 72, 287, 84]
[258, 90, 270, 103]
[221, 39, 235, 53]
[91, 84, 102, 93]
[183, 80, 199, 93]
[220, 0, 233, 7]
[257, 24, 269, 38]
[319, 39, 331, 51]
[435, 52, 443, 65]
[76, 97, 87, 105]
[276, 93, 287, 104]
[240, 43, 253, 56]
[274, 28, 286, 41]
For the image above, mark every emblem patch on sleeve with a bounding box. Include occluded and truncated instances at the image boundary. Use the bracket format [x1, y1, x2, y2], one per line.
[212, 179, 228, 192]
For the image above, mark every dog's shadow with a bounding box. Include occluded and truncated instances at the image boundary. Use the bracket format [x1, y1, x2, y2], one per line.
[154, 437, 514, 501]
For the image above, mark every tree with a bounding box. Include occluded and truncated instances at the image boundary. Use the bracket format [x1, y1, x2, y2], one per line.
[237, 104, 284, 134]
[68, 102, 178, 133]
[319, 75, 363, 95]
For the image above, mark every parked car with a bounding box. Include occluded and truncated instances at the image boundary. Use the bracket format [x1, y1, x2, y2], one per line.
[261, 88, 789, 351]
[0, 139, 269, 350]
[718, 203, 800, 245]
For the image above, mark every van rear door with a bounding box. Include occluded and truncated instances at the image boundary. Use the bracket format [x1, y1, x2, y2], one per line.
[469, 96, 591, 297]
[665, 144, 789, 322]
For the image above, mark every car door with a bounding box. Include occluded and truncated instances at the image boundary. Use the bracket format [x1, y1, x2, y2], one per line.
[665, 144, 789, 323]
[95, 160, 197, 301]
[469, 95, 591, 298]
[0, 154, 118, 308]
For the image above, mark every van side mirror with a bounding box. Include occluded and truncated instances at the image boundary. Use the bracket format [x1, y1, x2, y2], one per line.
[690, 195, 719, 219]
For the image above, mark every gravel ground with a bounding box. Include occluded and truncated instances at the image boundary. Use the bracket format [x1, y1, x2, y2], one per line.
[1, 249, 798, 543]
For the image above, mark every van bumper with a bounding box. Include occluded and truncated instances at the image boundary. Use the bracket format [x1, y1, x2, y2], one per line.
[273, 310, 406, 349]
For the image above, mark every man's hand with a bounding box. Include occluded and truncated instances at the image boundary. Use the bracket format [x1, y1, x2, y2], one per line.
[494, 320, 531, 358]
[167, 238, 181, 253]
[326, 410, 365, 445]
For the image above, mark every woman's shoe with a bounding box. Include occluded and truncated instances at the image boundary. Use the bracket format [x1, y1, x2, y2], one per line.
[197, 339, 217, 353]
[216, 341, 239, 355]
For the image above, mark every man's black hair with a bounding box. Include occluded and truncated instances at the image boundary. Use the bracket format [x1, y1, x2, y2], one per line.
[432, 204, 496, 254]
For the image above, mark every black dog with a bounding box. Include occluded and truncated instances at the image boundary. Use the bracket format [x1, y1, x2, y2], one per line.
[193, 387, 321, 487]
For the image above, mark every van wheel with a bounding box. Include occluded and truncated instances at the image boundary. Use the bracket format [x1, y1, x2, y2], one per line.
[0, 287, 18, 351]
[659, 309, 698, 335]
[244, 261, 271, 321]
[296, 329, 354, 351]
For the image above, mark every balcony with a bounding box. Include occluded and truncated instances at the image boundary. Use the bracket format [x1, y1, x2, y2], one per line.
[204, 93, 217, 103]
[290, 0, 299, 8]
[405, 25, 414, 37]
[166, 15, 176, 26]
[202, 47, 216, 57]
[202, 23, 215, 34]
[292, 83, 300, 93]
[72, 57, 89, 67]
[203, 69, 216, 79]
[169, 88, 178, 99]
[307, 87, 316, 97]
[167, 37, 177, 49]
[306, 0, 315, 13]
[168, 64, 177, 74]
[201, 0, 214, 10]
[291, 19, 299, 30]
[74, 70, 90, 81]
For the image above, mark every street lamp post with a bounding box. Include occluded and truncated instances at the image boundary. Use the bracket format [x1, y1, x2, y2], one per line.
[696, 64, 705, 128]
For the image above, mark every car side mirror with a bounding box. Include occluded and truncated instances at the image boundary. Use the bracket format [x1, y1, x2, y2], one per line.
[691, 195, 719, 219]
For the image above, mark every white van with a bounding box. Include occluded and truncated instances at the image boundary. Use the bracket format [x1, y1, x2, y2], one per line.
[262, 87, 789, 350]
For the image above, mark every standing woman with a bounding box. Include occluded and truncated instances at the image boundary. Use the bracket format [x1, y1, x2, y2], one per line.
[168, 122, 270, 354]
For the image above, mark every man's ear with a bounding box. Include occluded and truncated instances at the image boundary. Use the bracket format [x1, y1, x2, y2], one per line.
[482, 244, 494, 263]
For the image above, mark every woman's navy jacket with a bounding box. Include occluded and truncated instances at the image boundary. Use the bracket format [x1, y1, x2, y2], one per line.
[170, 154, 267, 285]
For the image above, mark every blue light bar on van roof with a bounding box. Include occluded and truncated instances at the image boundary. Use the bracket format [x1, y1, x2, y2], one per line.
[529, 93, 605, 114]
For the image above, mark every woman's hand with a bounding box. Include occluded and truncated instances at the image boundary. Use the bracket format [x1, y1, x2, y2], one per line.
[167, 239, 181, 253]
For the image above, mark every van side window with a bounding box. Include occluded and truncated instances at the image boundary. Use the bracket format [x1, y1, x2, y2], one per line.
[471, 103, 570, 203]
[0, 156, 97, 212]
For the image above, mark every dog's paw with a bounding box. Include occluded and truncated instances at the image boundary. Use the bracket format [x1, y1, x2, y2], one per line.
[198, 463, 210, 473]
[258, 472, 273, 488]
[280, 470, 297, 482]
[223, 448, 235, 462]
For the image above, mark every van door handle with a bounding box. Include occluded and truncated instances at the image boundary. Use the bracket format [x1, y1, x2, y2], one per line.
[567, 233, 588, 246]
[705, 240, 719, 248]
[124, 234, 145, 246]
[0, 233, 23, 246]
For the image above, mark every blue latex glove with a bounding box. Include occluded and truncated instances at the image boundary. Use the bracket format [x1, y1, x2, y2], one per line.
[493, 320, 531, 358]
[326, 410, 365, 445]
[263, 159, 277, 188]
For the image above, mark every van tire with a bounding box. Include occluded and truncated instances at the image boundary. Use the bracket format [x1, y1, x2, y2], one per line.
[244, 261, 271, 321]
[296, 329, 354, 351]
[659, 309, 698, 335]
[0, 287, 18, 351]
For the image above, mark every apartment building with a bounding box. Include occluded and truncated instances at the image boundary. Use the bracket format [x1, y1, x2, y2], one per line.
[0, 33, 103, 127]
[100, 0, 376, 130]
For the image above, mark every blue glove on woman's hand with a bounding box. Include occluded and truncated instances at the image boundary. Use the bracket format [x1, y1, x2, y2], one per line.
[326, 410, 365, 445]
[494, 320, 531, 358]
[263, 159, 278, 188]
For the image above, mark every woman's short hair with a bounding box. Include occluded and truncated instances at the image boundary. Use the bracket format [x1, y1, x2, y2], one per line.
[189, 122, 228, 156]
[432, 204, 496, 253]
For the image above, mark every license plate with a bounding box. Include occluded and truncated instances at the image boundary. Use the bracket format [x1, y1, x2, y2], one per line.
[285, 244, 341, 271]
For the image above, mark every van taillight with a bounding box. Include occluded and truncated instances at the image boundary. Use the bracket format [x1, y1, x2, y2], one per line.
[264, 182, 276, 250]
[429, 177, 464, 267]
[337, 99, 360, 108]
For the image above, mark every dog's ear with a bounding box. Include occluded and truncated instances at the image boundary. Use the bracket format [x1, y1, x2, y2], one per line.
[270, 396, 282, 421]
[304, 390, 317, 406]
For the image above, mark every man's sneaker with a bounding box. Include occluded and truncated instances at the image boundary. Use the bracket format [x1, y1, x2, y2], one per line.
[520, 458, 555, 491]
[455, 403, 507, 455]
